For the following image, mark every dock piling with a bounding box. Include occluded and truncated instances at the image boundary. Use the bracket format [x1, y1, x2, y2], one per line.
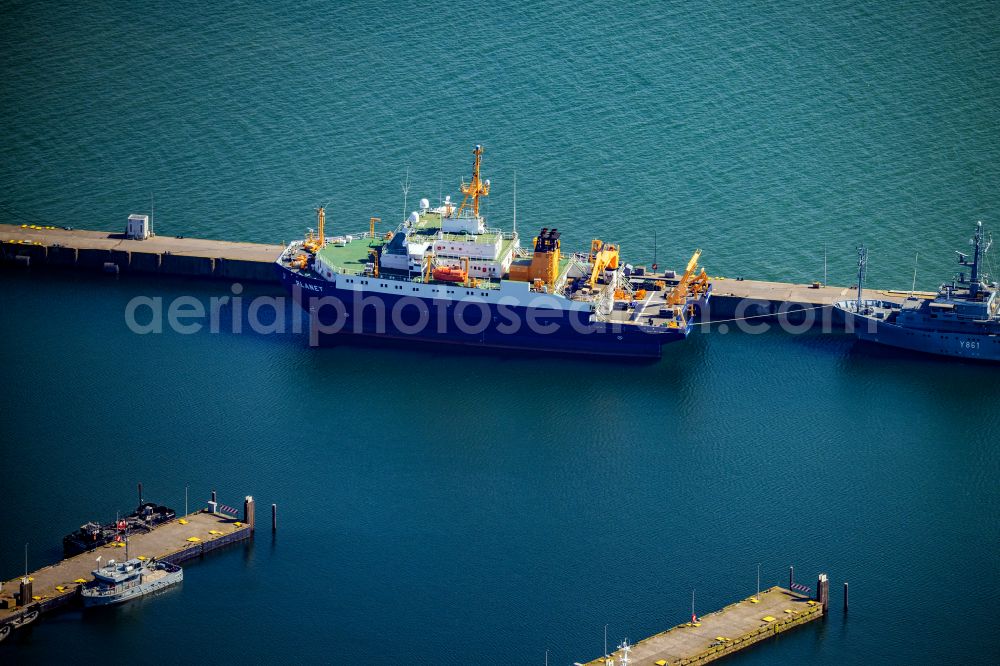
[817, 573, 829, 615]
[211, 490, 217, 504]
[271, 503, 277, 531]
[138, 482, 143, 505]
[18, 578, 31, 607]
[244, 495, 255, 532]
[843, 582, 848, 613]
[789, 565, 794, 589]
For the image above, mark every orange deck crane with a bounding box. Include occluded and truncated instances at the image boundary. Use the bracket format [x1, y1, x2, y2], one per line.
[303, 206, 327, 253]
[588, 239, 621, 288]
[667, 249, 709, 307]
[456, 145, 490, 217]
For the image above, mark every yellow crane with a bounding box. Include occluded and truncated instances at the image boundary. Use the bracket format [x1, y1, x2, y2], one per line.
[423, 251, 435, 282]
[667, 249, 708, 307]
[588, 239, 621, 288]
[304, 206, 327, 253]
[456, 144, 490, 217]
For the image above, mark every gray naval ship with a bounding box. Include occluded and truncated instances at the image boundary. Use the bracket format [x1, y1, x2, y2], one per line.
[81, 557, 183, 607]
[834, 222, 1000, 361]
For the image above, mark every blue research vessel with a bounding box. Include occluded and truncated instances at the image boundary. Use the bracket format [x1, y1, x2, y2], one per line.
[277, 146, 710, 358]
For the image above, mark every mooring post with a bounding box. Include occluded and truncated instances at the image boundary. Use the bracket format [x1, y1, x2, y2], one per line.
[789, 565, 794, 589]
[211, 490, 217, 504]
[272, 503, 277, 531]
[817, 573, 829, 615]
[19, 578, 32, 607]
[843, 582, 849, 613]
[138, 482, 143, 505]
[244, 495, 255, 532]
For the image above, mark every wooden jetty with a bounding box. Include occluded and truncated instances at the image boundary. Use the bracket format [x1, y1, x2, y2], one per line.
[577, 579, 830, 666]
[0, 497, 256, 643]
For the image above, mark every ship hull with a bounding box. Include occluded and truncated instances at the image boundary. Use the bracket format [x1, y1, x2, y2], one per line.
[278, 266, 696, 359]
[81, 568, 183, 607]
[837, 304, 1000, 361]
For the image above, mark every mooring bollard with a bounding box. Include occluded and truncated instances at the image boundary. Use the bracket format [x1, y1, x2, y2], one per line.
[272, 503, 277, 531]
[817, 573, 829, 615]
[844, 582, 849, 613]
[243, 495, 255, 531]
[19, 578, 32, 607]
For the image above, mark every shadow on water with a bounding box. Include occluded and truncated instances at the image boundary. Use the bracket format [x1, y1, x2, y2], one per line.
[307, 332, 666, 365]
[78, 579, 184, 621]
[845, 338, 1000, 367]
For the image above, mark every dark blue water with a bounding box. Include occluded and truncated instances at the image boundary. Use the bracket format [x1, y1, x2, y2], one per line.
[2, 1, 999, 663]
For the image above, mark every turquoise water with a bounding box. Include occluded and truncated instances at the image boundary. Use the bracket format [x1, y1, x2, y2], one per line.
[2, 1, 999, 663]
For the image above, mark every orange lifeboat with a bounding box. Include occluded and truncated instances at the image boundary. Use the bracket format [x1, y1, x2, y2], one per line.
[432, 265, 468, 282]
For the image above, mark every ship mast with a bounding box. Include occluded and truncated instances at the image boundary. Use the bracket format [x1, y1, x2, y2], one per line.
[512, 169, 517, 236]
[457, 144, 490, 217]
[316, 206, 326, 248]
[960, 221, 990, 298]
[855, 245, 868, 312]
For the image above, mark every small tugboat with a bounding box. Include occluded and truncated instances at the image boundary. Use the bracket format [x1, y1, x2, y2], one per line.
[81, 557, 183, 607]
[834, 222, 1000, 361]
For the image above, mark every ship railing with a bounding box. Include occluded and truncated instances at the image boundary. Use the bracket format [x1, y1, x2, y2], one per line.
[480, 227, 518, 240]
[325, 265, 504, 290]
[553, 259, 585, 295]
[438, 231, 502, 245]
[326, 230, 376, 242]
[327, 265, 366, 276]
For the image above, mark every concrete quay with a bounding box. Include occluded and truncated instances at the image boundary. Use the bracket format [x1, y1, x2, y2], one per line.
[702, 276, 923, 323]
[0, 223, 282, 282]
[577, 584, 827, 666]
[0, 500, 255, 643]
[1, 224, 925, 326]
